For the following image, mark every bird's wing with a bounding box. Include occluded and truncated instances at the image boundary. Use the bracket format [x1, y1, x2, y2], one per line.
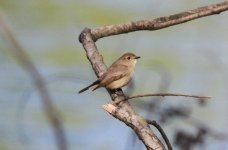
[100, 64, 128, 86]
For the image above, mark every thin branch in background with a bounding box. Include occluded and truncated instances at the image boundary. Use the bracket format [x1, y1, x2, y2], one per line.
[126, 93, 211, 101]
[0, 11, 67, 150]
[147, 120, 172, 150]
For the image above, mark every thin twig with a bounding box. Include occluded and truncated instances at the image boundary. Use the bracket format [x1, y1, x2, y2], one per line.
[126, 93, 211, 101]
[0, 11, 67, 150]
[147, 120, 173, 150]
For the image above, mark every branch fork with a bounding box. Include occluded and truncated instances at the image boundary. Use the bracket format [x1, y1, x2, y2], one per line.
[79, 1, 227, 150]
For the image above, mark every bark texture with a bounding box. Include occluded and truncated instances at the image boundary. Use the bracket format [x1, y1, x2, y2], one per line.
[79, 1, 228, 149]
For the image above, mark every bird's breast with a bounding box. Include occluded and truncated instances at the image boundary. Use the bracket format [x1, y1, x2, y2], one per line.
[106, 75, 132, 89]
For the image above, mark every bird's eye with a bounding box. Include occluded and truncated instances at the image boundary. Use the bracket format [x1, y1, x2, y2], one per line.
[127, 57, 131, 60]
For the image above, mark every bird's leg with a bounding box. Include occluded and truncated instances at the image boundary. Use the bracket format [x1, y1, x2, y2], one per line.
[109, 89, 120, 98]
[111, 88, 128, 105]
[114, 88, 122, 95]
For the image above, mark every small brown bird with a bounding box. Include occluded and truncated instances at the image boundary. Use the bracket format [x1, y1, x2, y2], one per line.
[78, 52, 140, 93]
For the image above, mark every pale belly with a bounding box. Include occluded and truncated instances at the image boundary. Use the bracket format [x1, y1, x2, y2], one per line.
[106, 75, 131, 89]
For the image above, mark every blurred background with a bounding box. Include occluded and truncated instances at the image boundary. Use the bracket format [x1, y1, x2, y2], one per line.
[1, 0, 228, 150]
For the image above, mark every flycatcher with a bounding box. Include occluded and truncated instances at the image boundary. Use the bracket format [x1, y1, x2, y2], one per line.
[78, 52, 140, 93]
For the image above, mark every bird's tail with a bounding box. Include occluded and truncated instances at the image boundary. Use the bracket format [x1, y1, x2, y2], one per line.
[78, 80, 100, 94]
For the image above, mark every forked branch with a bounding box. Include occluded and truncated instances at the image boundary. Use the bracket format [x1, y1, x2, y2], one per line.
[79, 1, 227, 150]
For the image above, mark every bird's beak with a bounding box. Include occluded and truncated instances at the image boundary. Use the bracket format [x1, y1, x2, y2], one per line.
[135, 56, 141, 59]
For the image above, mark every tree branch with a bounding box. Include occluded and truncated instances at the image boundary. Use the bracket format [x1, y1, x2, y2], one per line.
[102, 103, 165, 150]
[126, 93, 211, 101]
[89, 1, 228, 41]
[78, 1, 227, 150]
[80, 28, 165, 150]
[147, 120, 172, 150]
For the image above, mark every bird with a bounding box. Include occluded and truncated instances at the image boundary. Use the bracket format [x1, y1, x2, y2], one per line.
[78, 52, 140, 93]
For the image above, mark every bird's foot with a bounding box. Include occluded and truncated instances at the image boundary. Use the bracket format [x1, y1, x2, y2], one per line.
[110, 88, 128, 105]
[114, 88, 122, 95]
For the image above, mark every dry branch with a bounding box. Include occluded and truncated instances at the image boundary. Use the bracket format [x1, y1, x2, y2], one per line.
[89, 1, 228, 41]
[79, 1, 227, 150]
[102, 103, 164, 150]
[80, 28, 164, 150]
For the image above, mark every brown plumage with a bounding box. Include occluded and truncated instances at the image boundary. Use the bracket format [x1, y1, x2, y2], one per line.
[78, 52, 140, 93]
